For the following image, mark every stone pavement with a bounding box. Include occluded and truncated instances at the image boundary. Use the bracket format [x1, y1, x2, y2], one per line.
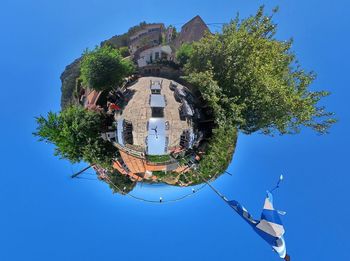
[115, 77, 192, 153]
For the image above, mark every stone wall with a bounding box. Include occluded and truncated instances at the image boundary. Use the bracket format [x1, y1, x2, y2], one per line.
[139, 65, 182, 80]
[172, 15, 209, 49]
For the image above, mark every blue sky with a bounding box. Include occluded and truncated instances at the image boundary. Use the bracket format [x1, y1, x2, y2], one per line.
[0, 0, 349, 260]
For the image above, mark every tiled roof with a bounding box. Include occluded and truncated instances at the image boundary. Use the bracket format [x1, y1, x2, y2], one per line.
[119, 150, 146, 174]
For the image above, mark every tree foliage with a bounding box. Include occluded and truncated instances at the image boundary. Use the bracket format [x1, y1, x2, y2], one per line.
[33, 106, 117, 168]
[107, 171, 136, 194]
[184, 7, 335, 135]
[80, 46, 134, 91]
[118, 46, 130, 58]
[176, 43, 193, 67]
[167, 25, 178, 41]
[196, 126, 237, 180]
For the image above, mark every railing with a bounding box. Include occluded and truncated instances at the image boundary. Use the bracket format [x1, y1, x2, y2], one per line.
[112, 142, 145, 158]
[145, 158, 178, 166]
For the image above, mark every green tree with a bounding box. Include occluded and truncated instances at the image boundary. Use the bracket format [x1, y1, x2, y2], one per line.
[118, 46, 130, 58]
[80, 45, 134, 91]
[106, 170, 136, 195]
[34, 106, 117, 167]
[176, 43, 193, 67]
[194, 126, 238, 181]
[185, 7, 336, 135]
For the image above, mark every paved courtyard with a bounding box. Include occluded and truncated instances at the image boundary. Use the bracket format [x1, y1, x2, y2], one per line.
[115, 77, 192, 152]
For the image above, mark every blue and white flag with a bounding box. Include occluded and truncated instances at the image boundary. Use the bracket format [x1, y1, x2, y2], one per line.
[227, 178, 289, 260]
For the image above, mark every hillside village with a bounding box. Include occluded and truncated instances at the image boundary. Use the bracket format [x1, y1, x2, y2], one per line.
[58, 16, 230, 191]
[61, 16, 209, 109]
[38, 7, 333, 195]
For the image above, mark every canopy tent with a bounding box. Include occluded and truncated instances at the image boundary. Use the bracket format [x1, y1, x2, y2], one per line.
[147, 118, 167, 155]
[180, 129, 196, 149]
[180, 99, 194, 117]
[147, 135, 167, 155]
[169, 81, 178, 91]
[175, 86, 186, 98]
[188, 129, 195, 147]
[150, 81, 162, 90]
[150, 94, 166, 108]
[116, 118, 125, 146]
[116, 118, 133, 146]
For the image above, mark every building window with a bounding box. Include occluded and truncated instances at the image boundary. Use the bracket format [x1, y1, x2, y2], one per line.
[155, 52, 160, 60]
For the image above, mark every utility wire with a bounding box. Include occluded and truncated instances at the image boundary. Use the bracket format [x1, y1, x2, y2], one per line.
[70, 136, 234, 204]
[193, 171, 229, 204]
[71, 160, 234, 203]
[76, 176, 99, 181]
[103, 175, 207, 204]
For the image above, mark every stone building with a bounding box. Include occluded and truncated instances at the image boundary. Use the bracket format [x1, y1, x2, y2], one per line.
[137, 45, 173, 67]
[129, 23, 164, 56]
[172, 15, 209, 49]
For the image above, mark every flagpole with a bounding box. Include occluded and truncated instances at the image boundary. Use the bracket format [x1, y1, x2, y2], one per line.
[71, 165, 94, 178]
[195, 172, 229, 203]
[197, 172, 290, 260]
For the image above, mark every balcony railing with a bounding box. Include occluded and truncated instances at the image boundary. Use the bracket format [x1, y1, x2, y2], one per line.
[112, 142, 145, 158]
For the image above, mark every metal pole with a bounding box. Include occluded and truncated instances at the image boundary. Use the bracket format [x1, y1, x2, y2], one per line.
[196, 173, 228, 203]
[71, 165, 94, 178]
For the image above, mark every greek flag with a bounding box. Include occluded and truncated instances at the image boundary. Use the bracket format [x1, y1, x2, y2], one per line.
[227, 191, 289, 260]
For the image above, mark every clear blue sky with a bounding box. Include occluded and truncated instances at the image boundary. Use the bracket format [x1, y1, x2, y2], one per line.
[0, 0, 349, 260]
